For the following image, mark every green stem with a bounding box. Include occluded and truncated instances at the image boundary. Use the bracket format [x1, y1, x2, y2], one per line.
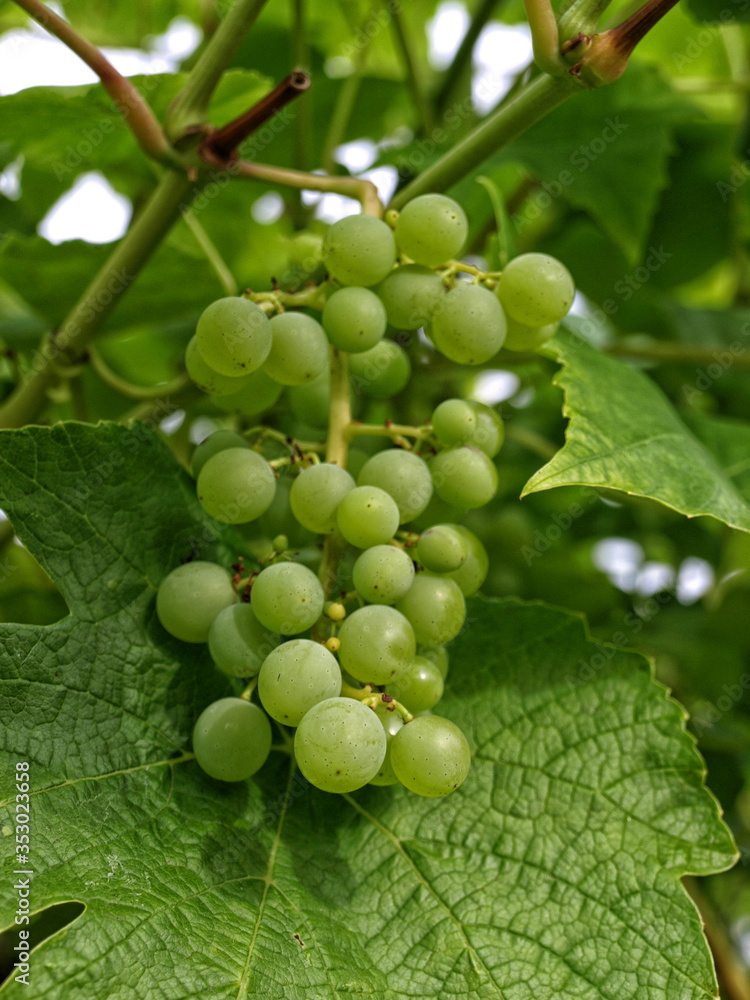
[345, 421, 432, 444]
[240, 677, 259, 701]
[182, 208, 238, 295]
[388, 73, 580, 210]
[88, 345, 192, 400]
[12, 0, 174, 164]
[390, 2, 436, 133]
[165, 0, 271, 141]
[523, 0, 565, 75]
[434, 0, 503, 116]
[326, 350, 351, 467]
[0, 169, 194, 429]
[292, 0, 312, 171]
[236, 160, 383, 217]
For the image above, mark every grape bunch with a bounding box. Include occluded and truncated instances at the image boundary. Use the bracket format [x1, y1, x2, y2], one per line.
[158, 193, 576, 799]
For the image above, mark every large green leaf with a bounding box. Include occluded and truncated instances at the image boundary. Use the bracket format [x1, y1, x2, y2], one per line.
[0, 422, 736, 999]
[523, 329, 750, 532]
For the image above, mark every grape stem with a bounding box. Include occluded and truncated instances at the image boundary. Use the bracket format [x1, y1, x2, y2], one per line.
[345, 421, 433, 446]
[245, 282, 331, 314]
[87, 345, 192, 400]
[11, 0, 176, 166]
[240, 677, 259, 701]
[235, 161, 384, 218]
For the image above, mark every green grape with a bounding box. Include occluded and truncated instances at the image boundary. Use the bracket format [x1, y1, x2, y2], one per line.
[468, 402, 504, 458]
[390, 715, 470, 797]
[417, 524, 467, 573]
[156, 560, 236, 643]
[336, 485, 400, 549]
[386, 656, 444, 714]
[322, 287, 387, 353]
[375, 264, 445, 329]
[251, 561, 325, 634]
[418, 644, 449, 680]
[208, 603, 279, 677]
[185, 336, 248, 395]
[210, 368, 283, 415]
[288, 367, 330, 428]
[321, 215, 397, 287]
[431, 398, 478, 446]
[496, 253, 575, 326]
[192, 697, 272, 782]
[445, 525, 489, 596]
[290, 463, 355, 534]
[263, 312, 329, 386]
[349, 340, 411, 400]
[352, 545, 415, 605]
[396, 572, 466, 644]
[503, 317, 559, 352]
[197, 448, 276, 524]
[191, 430, 250, 478]
[357, 449, 433, 523]
[195, 297, 272, 377]
[294, 697, 386, 793]
[337, 605, 416, 684]
[430, 446, 498, 509]
[258, 639, 341, 726]
[369, 701, 404, 786]
[394, 194, 468, 268]
[429, 283, 506, 365]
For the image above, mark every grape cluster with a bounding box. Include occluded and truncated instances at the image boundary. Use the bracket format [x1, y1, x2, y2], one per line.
[160, 193, 576, 799]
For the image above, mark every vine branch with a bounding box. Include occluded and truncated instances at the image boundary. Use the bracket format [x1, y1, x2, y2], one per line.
[12, 0, 174, 164]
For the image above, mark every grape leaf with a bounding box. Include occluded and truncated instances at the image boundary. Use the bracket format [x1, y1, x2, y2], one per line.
[522, 328, 750, 532]
[0, 422, 736, 999]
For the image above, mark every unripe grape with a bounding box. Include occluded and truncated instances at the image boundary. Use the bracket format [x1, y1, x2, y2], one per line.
[208, 602, 279, 677]
[337, 485, 400, 549]
[197, 448, 276, 524]
[431, 398, 478, 446]
[386, 656, 444, 714]
[445, 525, 489, 596]
[390, 715, 470, 797]
[193, 698, 271, 782]
[417, 525, 468, 573]
[294, 697, 387, 792]
[394, 194, 468, 267]
[191, 430, 250, 478]
[396, 572, 466, 645]
[290, 463, 355, 534]
[258, 639, 341, 726]
[430, 446, 498, 509]
[264, 312, 328, 385]
[288, 368, 330, 428]
[337, 605, 416, 684]
[375, 264, 445, 329]
[357, 449, 433, 523]
[322, 287, 387, 353]
[322, 215, 397, 287]
[352, 545, 415, 605]
[503, 317, 559, 352]
[496, 253, 574, 326]
[210, 368, 283, 415]
[430, 283, 506, 365]
[185, 336, 248, 395]
[250, 561, 325, 634]
[349, 340, 411, 400]
[468, 402, 504, 458]
[156, 561, 236, 643]
[195, 297, 272, 377]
